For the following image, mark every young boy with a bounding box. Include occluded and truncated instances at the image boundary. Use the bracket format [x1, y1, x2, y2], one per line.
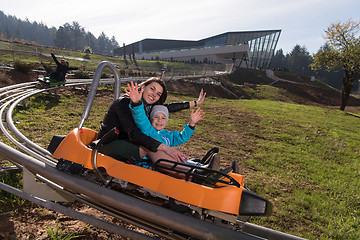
[132, 103, 217, 167]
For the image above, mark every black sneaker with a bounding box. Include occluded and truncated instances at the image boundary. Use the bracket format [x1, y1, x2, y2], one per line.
[206, 153, 221, 171]
[231, 160, 239, 174]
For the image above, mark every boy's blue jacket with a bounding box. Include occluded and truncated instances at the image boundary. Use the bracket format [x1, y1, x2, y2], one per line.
[130, 102, 194, 147]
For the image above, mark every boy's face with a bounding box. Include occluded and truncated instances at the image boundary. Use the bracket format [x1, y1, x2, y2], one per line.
[151, 113, 167, 131]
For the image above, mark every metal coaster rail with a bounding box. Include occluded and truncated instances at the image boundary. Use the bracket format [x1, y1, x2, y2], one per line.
[0, 62, 307, 240]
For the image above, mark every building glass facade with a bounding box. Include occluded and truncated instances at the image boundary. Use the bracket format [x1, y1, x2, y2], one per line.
[114, 30, 281, 70]
[246, 30, 281, 69]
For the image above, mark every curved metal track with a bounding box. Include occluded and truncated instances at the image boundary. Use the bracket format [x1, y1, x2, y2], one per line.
[0, 67, 307, 240]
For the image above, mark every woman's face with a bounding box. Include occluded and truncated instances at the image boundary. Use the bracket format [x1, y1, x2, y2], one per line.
[142, 82, 163, 104]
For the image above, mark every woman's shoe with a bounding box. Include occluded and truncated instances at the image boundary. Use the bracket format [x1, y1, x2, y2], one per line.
[231, 160, 239, 173]
[205, 153, 220, 171]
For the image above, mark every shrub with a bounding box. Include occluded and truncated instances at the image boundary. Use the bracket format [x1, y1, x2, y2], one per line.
[101, 72, 109, 78]
[13, 60, 34, 73]
[73, 70, 91, 79]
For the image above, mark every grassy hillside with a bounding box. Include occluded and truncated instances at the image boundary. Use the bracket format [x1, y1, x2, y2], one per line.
[0, 86, 356, 240]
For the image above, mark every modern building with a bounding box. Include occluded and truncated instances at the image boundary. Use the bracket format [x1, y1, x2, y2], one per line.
[114, 30, 281, 70]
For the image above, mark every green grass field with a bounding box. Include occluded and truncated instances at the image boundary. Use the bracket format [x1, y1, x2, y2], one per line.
[1, 40, 359, 239]
[2, 86, 358, 240]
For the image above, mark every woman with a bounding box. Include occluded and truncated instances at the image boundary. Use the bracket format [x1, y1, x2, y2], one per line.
[97, 77, 206, 165]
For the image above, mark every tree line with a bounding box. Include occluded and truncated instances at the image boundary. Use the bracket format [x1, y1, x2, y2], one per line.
[269, 45, 344, 90]
[0, 10, 119, 55]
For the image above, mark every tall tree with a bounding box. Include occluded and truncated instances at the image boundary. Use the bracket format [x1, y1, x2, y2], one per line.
[97, 32, 108, 55]
[269, 49, 286, 70]
[87, 32, 98, 53]
[287, 45, 313, 76]
[70, 21, 86, 51]
[311, 19, 360, 110]
[54, 24, 72, 49]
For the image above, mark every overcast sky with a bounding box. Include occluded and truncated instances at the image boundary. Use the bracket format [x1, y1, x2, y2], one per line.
[1, 0, 359, 54]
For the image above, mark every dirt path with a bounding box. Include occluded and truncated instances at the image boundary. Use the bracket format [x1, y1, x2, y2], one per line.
[266, 70, 301, 85]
